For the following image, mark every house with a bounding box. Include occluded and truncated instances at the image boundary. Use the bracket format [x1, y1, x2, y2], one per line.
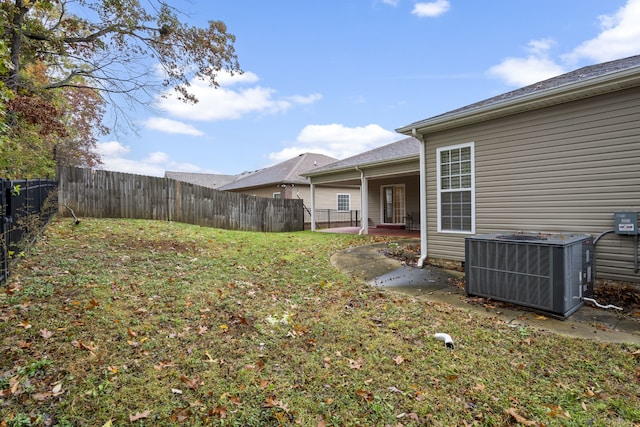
[303, 137, 421, 232]
[164, 171, 239, 189]
[218, 153, 362, 228]
[393, 55, 640, 283]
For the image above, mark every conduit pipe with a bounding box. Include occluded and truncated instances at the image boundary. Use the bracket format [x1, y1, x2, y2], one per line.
[582, 297, 623, 311]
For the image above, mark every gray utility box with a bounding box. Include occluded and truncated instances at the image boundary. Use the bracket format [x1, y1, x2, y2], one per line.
[465, 233, 594, 318]
[614, 211, 638, 235]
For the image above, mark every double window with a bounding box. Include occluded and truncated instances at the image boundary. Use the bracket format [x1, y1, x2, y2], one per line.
[437, 142, 475, 233]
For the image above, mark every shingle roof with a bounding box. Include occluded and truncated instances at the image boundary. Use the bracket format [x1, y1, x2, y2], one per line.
[398, 54, 640, 133]
[305, 137, 420, 176]
[218, 153, 338, 190]
[164, 171, 238, 189]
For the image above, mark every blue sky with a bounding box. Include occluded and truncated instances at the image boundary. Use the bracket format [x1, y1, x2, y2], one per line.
[96, 0, 640, 176]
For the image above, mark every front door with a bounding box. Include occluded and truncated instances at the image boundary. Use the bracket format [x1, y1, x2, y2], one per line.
[382, 185, 405, 224]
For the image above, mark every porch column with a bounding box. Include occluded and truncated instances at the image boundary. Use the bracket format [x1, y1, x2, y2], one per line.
[358, 168, 368, 235]
[310, 183, 316, 231]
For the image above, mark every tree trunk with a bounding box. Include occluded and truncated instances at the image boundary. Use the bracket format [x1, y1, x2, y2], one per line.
[8, 0, 27, 91]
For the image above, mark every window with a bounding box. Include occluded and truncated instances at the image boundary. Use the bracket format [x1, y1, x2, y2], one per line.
[337, 193, 350, 212]
[437, 142, 475, 233]
[273, 192, 281, 199]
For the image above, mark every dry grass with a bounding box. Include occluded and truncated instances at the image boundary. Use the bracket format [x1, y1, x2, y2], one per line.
[1, 218, 639, 426]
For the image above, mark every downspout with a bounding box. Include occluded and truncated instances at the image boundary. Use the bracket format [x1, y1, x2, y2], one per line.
[309, 183, 316, 231]
[414, 128, 428, 268]
[356, 166, 368, 235]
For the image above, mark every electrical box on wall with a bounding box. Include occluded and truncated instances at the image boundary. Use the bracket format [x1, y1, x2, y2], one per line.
[614, 211, 638, 235]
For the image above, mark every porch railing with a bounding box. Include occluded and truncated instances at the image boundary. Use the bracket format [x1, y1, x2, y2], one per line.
[305, 209, 360, 230]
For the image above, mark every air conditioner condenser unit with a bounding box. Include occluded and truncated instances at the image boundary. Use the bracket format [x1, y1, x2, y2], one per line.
[465, 233, 594, 318]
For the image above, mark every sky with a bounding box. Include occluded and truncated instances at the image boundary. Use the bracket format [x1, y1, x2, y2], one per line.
[95, 0, 640, 177]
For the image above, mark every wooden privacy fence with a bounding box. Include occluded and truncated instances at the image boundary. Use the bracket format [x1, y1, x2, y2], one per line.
[57, 166, 304, 232]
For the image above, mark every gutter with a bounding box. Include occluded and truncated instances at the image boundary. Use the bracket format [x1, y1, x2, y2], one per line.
[413, 128, 428, 268]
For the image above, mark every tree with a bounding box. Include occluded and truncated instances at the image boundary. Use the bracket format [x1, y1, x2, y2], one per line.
[0, 0, 241, 177]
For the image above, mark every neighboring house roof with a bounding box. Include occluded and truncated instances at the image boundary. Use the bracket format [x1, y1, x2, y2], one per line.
[397, 54, 640, 135]
[218, 153, 338, 191]
[164, 171, 239, 189]
[304, 137, 420, 177]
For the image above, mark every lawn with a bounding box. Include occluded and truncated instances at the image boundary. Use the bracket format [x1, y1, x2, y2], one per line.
[1, 218, 639, 426]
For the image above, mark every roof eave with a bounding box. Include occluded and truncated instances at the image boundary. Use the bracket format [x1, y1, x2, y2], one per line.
[397, 68, 640, 135]
[303, 154, 419, 178]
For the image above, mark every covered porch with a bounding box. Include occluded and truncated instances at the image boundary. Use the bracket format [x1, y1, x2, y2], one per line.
[316, 226, 420, 239]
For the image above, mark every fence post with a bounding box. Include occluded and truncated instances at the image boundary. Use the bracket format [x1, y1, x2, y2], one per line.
[0, 179, 8, 282]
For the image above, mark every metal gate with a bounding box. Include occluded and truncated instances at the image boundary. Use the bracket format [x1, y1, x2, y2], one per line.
[1, 178, 57, 283]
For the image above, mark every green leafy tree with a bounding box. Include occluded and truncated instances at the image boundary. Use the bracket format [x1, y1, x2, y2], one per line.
[1, 0, 241, 177]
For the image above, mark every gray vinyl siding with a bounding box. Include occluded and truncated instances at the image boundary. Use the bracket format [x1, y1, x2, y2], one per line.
[226, 185, 360, 211]
[425, 87, 640, 283]
[309, 186, 361, 211]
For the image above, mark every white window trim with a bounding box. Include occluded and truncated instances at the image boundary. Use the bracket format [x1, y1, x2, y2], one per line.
[273, 192, 281, 199]
[436, 142, 476, 234]
[379, 184, 406, 225]
[336, 193, 351, 212]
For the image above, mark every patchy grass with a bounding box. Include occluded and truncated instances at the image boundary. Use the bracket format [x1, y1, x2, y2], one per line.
[1, 218, 639, 426]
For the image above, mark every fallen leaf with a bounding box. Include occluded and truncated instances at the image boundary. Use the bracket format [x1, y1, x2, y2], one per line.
[87, 299, 100, 309]
[473, 382, 486, 392]
[170, 407, 191, 423]
[20, 321, 32, 329]
[52, 383, 63, 395]
[198, 325, 208, 335]
[179, 374, 200, 391]
[212, 406, 227, 419]
[356, 389, 373, 403]
[129, 410, 151, 422]
[505, 407, 536, 426]
[348, 358, 363, 370]
[40, 329, 54, 339]
[153, 360, 173, 370]
[32, 392, 52, 401]
[72, 340, 97, 356]
[392, 355, 405, 365]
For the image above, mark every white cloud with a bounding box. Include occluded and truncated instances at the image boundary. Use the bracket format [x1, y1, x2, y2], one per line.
[95, 140, 131, 157]
[565, 0, 640, 63]
[94, 141, 208, 177]
[489, 0, 640, 87]
[156, 71, 322, 121]
[142, 117, 204, 136]
[488, 39, 566, 86]
[382, 0, 399, 5]
[266, 123, 404, 164]
[412, 0, 450, 18]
